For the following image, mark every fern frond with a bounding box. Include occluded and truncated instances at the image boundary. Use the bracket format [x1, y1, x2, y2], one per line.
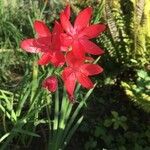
[136, 0, 145, 24]
[105, 2, 120, 42]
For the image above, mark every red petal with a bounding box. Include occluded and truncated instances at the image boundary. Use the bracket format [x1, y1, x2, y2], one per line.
[20, 39, 41, 53]
[62, 68, 76, 100]
[62, 67, 73, 81]
[35, 37, 51, 45]
[60, 13, 74, 35]
[74, 7, 92, 32]
[52, 21, 63, 50]
[50, 51, 65, 67]
[34, 37, 51, 51]
[52, 21, 63, 38]
[42, 76, 58, 92]
[66, 51, 77, 67]
[66, 51, 84, 67]
[60, 33, 73, 47]
[80, 64, 103, 76]
[76, 72, 94, 89]
[38, 53, 52, 65]
[64, 5, 70, 19]
[80, 24, 106, 39]
[72, 41, 85, 58]
[34, 20, 51, 38]
[80, 39, 104, 55]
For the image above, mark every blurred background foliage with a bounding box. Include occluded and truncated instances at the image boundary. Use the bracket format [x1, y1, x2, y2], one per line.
[0, 0, 150, 149]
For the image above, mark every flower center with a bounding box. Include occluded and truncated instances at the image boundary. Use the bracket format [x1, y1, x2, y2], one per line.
[73, 34, 79, 41]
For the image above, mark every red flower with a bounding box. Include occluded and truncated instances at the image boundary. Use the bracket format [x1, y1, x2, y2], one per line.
[20, 5, 105, 101]
[60, 6, 106, 58]
[62, 52, 103, 101]
[21, 21, 65, 67]
[37, 21, 65, 67]
[42, 76, 58, 92]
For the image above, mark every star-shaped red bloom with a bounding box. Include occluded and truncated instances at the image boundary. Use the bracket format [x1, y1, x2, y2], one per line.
[60, 6, 106, 58]
[21, 20, 65, 67]
[62, 52, 103, 101]
[20, 5, 106, 102]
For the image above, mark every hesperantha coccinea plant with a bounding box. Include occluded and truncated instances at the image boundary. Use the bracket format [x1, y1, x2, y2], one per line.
[21, 5, 106, 102]
[20, 4, 106, 150]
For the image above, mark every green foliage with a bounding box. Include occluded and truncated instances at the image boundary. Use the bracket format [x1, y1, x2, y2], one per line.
[0, 0, 22, 48]
[0, 49, 27, 89]
[48, 84, 96, 150]
[0, 0, 50, 48]
[79, 108, 150, 149]
[97, 0, 150, 114]
[0, 52, 53, 148]
[98, 0, 150, 68]
[121, 69, 150, 112]
[104, 111, 128, 130]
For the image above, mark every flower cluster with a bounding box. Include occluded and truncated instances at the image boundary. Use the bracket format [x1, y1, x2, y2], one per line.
[21, 5, 106, 102]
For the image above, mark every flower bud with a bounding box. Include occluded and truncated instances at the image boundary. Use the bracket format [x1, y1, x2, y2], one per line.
[42, 76, 58, 92]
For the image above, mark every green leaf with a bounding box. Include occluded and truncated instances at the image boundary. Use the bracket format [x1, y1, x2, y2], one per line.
[0, 133, 10, 143]
[111, 111, 118, 118]
[94, 126, 106, 137]
[120, 116, 127, 122]
[113, 122, 119, 130]
[104, 119, 112, 127]
[137, 70, 148, 79]
[13, 129, 40, 137]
